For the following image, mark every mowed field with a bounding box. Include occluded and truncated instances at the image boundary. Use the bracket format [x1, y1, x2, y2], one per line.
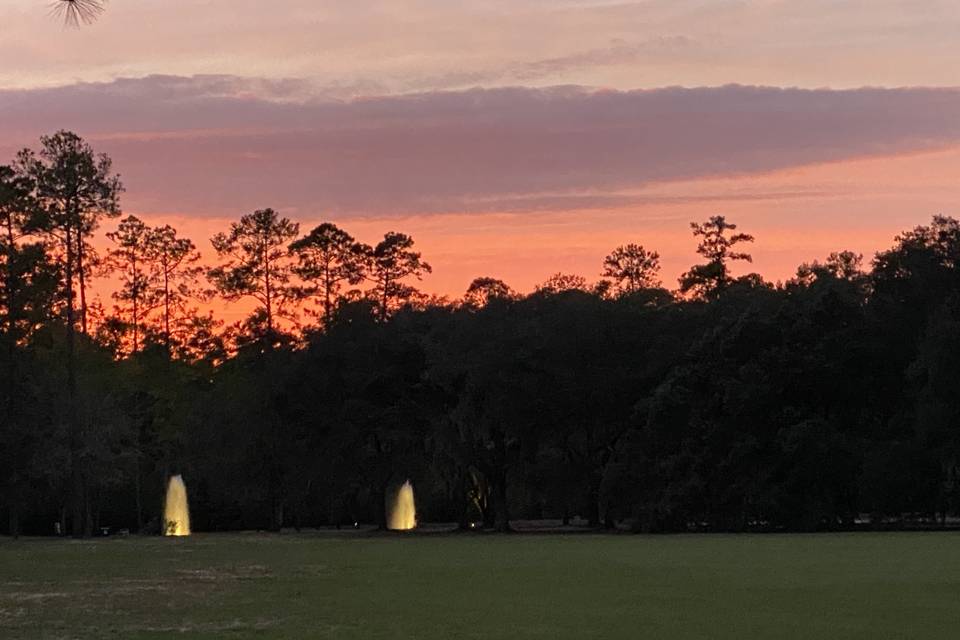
[1, 531, 959, 639]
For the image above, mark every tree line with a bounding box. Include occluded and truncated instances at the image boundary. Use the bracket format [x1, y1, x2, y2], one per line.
[2, 130, 959, 536]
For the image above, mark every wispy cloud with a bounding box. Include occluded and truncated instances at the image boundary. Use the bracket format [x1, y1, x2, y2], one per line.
[511, 36, 698, 81]
[409, 36, 700, 89]
[4, 0, 960, 90]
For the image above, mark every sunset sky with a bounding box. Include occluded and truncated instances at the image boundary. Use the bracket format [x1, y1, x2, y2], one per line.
[3, 0, 960, 307]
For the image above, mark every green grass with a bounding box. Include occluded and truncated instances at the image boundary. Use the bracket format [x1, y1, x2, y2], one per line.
[2, 531, 960, 638]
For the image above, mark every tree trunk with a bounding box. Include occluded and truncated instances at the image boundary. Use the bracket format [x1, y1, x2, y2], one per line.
[263, 438, 284, 533]
[4, 218, 22, 541]
[481, 504, 495, 529]
[4, 214, 18, 400]
[77, 232, 88, 337]
[457, 476, 473, 530]
[586, 478, 602, 527]
[132, 266, 139, 353]
[134, 453, 143, 532]
[83, 483, 93, 538]
[476, 476, 494, 529]
[380, 274, 390, 322]
[64, 226, 83, 539]
[163, 262, 171, 351]
[160, 463, 170, 536]
[271, 499, 284, 533]
[324, 271, 333, 327]
[376, 482, 389, 530]
[492, 471, 511, 533]
[264, 241, 273, 337]
[9, 502, 20, 540]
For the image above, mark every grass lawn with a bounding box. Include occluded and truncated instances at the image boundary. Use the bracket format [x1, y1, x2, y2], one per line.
[1, 531, 959, 638]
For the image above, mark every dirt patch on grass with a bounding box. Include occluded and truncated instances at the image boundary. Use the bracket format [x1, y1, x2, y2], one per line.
[0, 606, 27, 622]
[0, 564, 277, 636]
[297, 563, 331, 576]
[175, 564, 273, 581]
[5, 592, 70, 603]
[132, 618, 279, 633]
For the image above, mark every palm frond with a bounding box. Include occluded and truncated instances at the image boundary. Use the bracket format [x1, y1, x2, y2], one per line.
[50, 0, 106, 28]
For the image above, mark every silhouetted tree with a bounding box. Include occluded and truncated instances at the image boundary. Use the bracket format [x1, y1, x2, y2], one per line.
[535, 272, 589, 294]
[8, 131, 960, 542]
[432, 299, 555, 532]
[602, 244, 661, 295]
[679, 215, 753, 298]
[360, 232, 431, 322]
[0, 165, 49, 347]
[463, 277, 515, 308]
[0, 166, 59, 537]
[209, 208, 300, 343]
[909, 300, 960, 520]
[106, 216, 159, 355]
[289, 222, 365, 327]
[147, 224, 203, 353]
[18, 132, 122, 338]
[14, 131, 122, 536]
[794, 251, 866, 287]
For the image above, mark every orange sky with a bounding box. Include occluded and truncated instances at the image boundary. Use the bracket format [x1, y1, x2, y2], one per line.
[6, 1, 960, 324]
[91, 146, 960, 322]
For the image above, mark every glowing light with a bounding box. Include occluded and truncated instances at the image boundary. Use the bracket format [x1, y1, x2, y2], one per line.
[163, 474, 191, 536]
[387, 480, 416, 531]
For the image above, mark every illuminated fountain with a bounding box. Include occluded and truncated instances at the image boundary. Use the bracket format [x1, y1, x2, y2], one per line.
[163, 474, 191, 536]
[387, 480, 416, 531]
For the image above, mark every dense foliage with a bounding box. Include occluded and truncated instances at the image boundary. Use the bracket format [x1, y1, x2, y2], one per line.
[3, 132, 960, 536]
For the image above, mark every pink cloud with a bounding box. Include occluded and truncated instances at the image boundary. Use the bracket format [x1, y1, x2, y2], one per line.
[3, 79, 960, 218]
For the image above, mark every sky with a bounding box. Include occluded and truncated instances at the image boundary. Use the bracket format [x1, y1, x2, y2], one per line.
[3, 0, 960, 303]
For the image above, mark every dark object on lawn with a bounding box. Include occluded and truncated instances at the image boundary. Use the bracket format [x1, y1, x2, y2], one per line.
[140, 517, 161, 535]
